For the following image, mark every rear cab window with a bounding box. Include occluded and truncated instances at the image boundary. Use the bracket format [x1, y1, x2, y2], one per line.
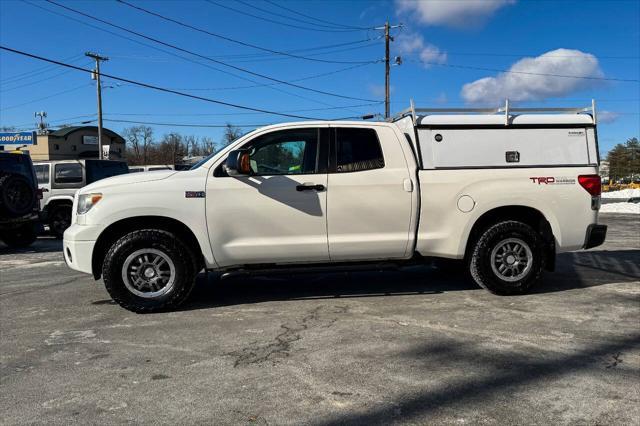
[334, 128, 385, 172]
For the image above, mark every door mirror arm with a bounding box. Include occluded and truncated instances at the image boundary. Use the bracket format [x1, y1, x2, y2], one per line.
[224, 149, 251, 176]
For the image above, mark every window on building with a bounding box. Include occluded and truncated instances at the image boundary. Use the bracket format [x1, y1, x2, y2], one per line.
[34, 164, 50, 185]
[54, 163, 83, 184]
[335, 128, 384, 173]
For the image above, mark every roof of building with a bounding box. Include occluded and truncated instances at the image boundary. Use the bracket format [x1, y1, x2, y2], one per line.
[48, 126, 124, 142]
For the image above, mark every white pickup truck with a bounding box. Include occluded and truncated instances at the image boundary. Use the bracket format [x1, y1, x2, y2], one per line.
[63, 102, 607, 312]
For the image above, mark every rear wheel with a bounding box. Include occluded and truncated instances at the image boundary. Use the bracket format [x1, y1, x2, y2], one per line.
[1, 223, 37, 248]
[102, 229, 197, 313]
[469, 220, 545, 295]
[0, 173, 36, 217]
[48, 204, 72, 239]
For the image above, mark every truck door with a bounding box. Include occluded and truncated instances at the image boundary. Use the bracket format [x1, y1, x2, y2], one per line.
[206, 127, 330, 267]
[327, 126, 414, 261]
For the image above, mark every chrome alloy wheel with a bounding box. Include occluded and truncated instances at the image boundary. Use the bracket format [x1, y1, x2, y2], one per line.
[121, 248, 176, 298]
[490, 238, 533, 282]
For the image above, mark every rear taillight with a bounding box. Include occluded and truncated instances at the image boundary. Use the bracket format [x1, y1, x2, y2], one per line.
[578, 175, 601, 196]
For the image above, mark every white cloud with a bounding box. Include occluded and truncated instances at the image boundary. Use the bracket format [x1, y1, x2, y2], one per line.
[396, 0, 515, 28]
[461, 49, 605, 104]
[396, 33, 447, 67]
[597, 111, 620, 124]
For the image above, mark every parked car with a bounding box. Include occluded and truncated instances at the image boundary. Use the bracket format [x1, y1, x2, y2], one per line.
[34, 159, 129, 238]
[128, 165, 174, 173]
[63, 102, 607, 312]
[0, 151, 40, 248]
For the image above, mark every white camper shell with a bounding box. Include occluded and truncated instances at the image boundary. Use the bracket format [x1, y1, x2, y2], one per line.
[393, 100, 599, 170]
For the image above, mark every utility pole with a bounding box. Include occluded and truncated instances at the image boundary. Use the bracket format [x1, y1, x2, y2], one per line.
[385, 21, 390, 120]
[376, 22, 402, 119]
[85, 52, 109, 159]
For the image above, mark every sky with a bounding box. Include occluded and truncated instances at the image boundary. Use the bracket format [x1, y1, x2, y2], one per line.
[0, 0, 638, 155]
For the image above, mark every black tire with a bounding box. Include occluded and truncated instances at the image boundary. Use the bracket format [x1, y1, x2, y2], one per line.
[469, 220, 545, 295]
[1, 223, 37, 248]
[0, 173, 36, 217]
[102, 229, 197, 313]
[48, 204, 72, 239]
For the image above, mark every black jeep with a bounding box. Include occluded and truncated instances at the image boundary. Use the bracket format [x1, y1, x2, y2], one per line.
[0, 152, 40, 248]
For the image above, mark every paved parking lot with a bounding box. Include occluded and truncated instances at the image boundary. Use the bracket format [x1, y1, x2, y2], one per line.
[1, 214, 639, 425]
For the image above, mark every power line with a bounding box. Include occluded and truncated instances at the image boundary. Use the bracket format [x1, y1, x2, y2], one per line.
[229, 42, 381, 64]
[103, 102, 382, 117]
[0, 84, 91, 111]
[263, 0, 372, 30]
[0, 62, 92, 93]
[0, 46, 334, 120]
[1, 54, 82, 84]
[104, 119, 269, 128]
[114, 63, 374, 91]
[444, 52, 639, 60]
[44, 0, 379, 102]
[412, 59, 640, 82]
[117, 0, 378, 65]
[205, 0, 369, 33]
[106, 38, 378, 61]
[19, 0, 349, 110]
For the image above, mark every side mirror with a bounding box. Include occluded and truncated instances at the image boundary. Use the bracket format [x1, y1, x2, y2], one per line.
[224, 149, 251, 176]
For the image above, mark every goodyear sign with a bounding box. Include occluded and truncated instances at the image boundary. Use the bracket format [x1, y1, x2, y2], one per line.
[0, 131, 36, 146]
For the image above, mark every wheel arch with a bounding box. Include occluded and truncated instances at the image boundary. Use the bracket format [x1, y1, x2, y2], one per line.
[91, 215, 205, 279]
[44, 196, 74, 212]
[462, 205, 556, 271]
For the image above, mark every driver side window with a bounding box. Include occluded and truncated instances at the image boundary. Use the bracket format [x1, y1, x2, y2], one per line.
[248, 128, 319, 175]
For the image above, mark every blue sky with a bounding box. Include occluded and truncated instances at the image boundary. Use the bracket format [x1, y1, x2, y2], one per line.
[1, 0, 638, 155]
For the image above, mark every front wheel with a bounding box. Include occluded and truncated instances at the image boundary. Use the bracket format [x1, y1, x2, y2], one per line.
[469, 220, 545, 295]
[102, 229, 198, 313]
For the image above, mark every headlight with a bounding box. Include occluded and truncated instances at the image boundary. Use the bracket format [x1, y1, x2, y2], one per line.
[77, 193, 102, 214]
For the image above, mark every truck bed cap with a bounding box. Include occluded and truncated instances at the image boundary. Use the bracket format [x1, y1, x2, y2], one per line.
[417, 114, 594, 126]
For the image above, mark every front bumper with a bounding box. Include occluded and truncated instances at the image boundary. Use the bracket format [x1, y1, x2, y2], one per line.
[584, 224, 607, 249]
[63, 223, 101, 275]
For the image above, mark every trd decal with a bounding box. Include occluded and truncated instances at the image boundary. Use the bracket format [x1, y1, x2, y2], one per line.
[530, 177, 576, 185]
[530, 177, 555, 184]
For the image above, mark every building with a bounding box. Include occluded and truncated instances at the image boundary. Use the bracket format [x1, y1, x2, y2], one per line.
[26, 126, 125, 161]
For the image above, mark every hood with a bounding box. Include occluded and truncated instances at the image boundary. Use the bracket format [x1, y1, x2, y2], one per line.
[80, 170, 178, 193]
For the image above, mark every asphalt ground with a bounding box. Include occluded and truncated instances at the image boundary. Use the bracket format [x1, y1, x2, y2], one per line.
[1, 214, 639, 425]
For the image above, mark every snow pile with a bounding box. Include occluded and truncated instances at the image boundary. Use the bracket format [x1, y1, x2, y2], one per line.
[602, 188, 640, 199]
[600, 202, 640, 214]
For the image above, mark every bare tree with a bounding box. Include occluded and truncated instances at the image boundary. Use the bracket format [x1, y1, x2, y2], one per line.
[123, 126, 153, 165]
[222, 123, 243, 147]
[201, 136, 216, 155]
[159, 133, 186, 165]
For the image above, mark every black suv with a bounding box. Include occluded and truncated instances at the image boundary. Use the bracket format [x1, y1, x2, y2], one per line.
[0, 152, 40, 248]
